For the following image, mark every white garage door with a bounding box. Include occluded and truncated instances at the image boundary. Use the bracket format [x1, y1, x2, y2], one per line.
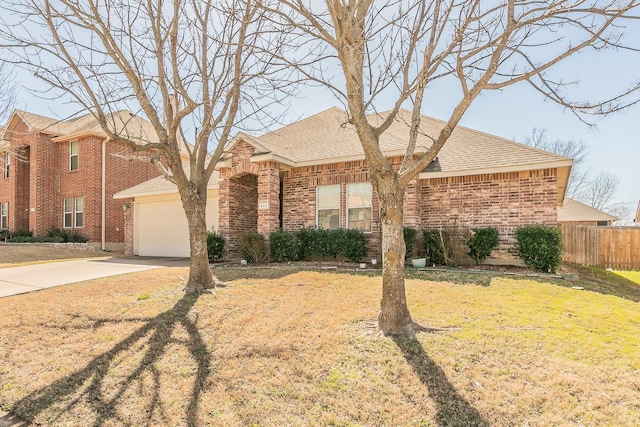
[134, 192, 219, 257]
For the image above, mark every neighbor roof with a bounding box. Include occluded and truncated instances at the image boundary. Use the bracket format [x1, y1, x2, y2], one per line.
[114, 168, 219, 199]
[557, 198, 618, 223]
[4, 108, 193, 156]
[245, 107, 572, 175]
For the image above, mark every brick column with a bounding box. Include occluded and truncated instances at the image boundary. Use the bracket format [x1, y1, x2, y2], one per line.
[257, 161, 280, 235]
[122, 200, 134, 255]
[217, 168, 233, 253]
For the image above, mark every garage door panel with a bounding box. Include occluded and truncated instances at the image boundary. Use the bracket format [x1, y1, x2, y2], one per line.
[134, 194, 219, 257]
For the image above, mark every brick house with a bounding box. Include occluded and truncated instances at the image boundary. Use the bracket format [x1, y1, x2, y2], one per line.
[0, 109, 162, 250]
[118, 107, 573, 260]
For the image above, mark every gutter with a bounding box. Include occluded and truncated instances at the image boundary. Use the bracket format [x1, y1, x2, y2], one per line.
[101, 137, 110, 251]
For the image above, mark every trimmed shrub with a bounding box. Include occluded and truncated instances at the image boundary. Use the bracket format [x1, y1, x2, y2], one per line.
[11, 229, 33, 238]
[207, 231, 225, 262]
[240, 232, 268, 263]
[294, 228, 368, 262]
[467, 227, 499, 264]
[295, 228, 315, 260]
[46, 226, 87, 243]
[403, 227, 418, 260]
[269, 230, 299, 262]
[340, 228, 367, 262]
[515, 225, 563, 273]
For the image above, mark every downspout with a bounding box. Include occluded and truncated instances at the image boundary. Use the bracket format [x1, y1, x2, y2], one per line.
[101, 137, 110, 251]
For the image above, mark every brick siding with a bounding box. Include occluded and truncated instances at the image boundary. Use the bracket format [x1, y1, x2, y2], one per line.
[0, 115, 161, 248]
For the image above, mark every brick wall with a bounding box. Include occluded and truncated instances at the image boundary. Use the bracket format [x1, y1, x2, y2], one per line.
[1, 115, 162, 248]
[421, 169, 558, 252]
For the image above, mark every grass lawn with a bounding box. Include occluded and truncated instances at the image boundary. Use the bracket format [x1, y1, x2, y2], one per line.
[0, 245, 112, 268]
[614, 270, 640, 284]
[1, 268, 639, 426]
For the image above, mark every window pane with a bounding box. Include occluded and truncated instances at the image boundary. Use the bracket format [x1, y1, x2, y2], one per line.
[318, 209, 339, 230]
[70, 142, 78, 170]
[1, 202, 7, 229]
[317, 185, 340, 209]
[63, 198, 72, 228]
[347, 182, 372, 207]
[75, 197, 84, 212]
[64, 213, 72, 228]
[348, 207, 372, 231]
[75, 212, 83, 228]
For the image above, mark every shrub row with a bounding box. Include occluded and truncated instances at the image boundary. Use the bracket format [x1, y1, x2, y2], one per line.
[406, 225, 561, 272]
[1, 227, 87, 243]
[270, 228, 367, 263]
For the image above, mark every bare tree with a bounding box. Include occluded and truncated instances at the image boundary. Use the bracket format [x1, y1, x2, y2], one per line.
[522, 129, 589, 198]
[0, 61, 17, 124]
[272, 1, 640, 337]
[0, 0, 289, 292]
[579, 172, 631, 218]
[522, 130, 631, 219]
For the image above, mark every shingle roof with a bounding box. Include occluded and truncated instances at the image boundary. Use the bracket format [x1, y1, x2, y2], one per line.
[252, 107, 571, 174]
[557, 198, 618, 222]
[114, 169, 219, 199]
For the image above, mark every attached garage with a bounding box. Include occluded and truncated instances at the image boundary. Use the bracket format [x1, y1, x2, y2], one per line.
[115, 174, 219, 257]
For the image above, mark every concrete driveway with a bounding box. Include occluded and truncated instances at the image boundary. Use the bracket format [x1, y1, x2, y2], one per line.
[0, 256, 189, 298]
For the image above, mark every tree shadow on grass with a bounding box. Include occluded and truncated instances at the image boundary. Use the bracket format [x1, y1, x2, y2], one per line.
[10, 293, 210, 427]
[393, 337, 488, 427]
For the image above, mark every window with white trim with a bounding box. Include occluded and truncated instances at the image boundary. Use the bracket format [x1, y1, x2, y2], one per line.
[2, 152, 9, 179]
[347, 182, 372, 232]
[69, 141, 79, 171]
[316, 184, 340, 230]
[63, 197, 84, 228]
[0, 202, 7, 230]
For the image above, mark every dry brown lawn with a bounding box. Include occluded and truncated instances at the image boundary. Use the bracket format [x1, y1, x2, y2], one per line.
[1, 268, 639, 426]
[0, 245, 112, 268]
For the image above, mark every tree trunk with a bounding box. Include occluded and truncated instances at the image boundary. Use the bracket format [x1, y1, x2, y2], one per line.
[376, 176, 416, 338]
[181, 187, 215, 293]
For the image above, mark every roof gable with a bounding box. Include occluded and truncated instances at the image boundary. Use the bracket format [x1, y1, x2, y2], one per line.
[558, 198, 619, 222]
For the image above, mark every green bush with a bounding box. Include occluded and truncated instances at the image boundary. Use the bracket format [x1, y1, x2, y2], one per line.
[467, 227, 499, 264]
[515, 225, 563, 273]
[294, 228, 368, 262]
[207, 231, 225, 262]
[240, 232, 268, 263]
[295, 228, 315, 260]
[46, 226, 87, 243]
[340, 228, 368, 262]
[422, 229, 447, 265]
[269, 230, 299, 261]
[403, 227, 418, 260]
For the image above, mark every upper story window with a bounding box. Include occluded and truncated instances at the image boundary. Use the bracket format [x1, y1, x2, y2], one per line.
[0, 202, 7, 230]
[347, 182, 372, 232]
[2, 152, 9, 179]
[317, 184, 340, 230]
[63, 196, 84, 228]
[69, 141, 79, 171]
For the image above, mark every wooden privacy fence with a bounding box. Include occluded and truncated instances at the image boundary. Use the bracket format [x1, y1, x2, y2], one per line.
[560, 224, 640, 270]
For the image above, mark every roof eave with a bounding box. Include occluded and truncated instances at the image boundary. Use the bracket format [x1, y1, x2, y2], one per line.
[52, 130, 104, 142]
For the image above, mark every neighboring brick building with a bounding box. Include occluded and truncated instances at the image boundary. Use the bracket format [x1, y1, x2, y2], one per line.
[119, 107, 573, 260]
[0, 109, 162, 250]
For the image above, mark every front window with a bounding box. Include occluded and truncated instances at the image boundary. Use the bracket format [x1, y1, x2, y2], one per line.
[63, 197, 84, 228]
[347, 182, 372, 232]
[69, 141, 79, 171]
[0, 202, 7, 230]
[317, 184, 340, 230]
[3, 152, 9, 179]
